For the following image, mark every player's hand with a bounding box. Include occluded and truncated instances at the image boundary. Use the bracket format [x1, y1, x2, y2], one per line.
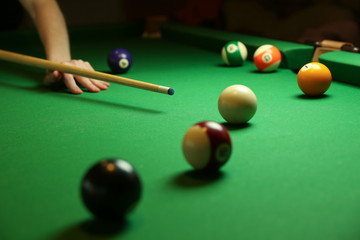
[44, 59, 110, 94]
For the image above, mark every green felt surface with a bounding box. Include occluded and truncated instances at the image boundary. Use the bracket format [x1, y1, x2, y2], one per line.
[0, 24, 360, 240]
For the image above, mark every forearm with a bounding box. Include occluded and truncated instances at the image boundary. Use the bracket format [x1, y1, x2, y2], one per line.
[19, 0, 110, 94]
[20, 0, 71, 62]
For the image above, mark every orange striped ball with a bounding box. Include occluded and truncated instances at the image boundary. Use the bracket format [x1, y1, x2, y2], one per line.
[253, 45, 282, 72]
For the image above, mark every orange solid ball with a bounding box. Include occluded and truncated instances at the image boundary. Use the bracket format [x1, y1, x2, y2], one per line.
[297, 62, 332, 96]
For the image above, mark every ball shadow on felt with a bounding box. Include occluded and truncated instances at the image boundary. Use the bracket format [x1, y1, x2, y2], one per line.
[295, 94, 330, 100]
[173, 169, 225, 188]
[250, 69, 279, 74]
[221, 122, 252, 131]
[216, 63, 243, 68]
[55, 218, 130, 240]
[80, 218, 129, 236]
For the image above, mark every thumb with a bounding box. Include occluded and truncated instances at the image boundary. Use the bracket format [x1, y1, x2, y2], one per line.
[44, 70, 63, 85]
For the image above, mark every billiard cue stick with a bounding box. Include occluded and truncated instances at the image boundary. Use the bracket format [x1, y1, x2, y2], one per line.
[0, 49, 175, 95]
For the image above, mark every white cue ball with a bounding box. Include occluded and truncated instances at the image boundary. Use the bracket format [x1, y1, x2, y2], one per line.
[218, 85, 257, 124]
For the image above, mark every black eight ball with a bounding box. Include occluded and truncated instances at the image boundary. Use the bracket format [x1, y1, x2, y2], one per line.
[81, 158, 142, 221]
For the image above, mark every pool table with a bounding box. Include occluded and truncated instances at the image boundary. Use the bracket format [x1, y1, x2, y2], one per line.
[0, 22, 360, 240]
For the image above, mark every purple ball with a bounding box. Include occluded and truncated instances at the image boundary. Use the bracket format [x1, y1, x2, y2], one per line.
[107, 48, 132, 73]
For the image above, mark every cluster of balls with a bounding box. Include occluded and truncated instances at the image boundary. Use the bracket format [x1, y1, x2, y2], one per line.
[221, 41, 282, 72]
[81, 44, 332, 223]
[222, 40, 332, 96]
[182, 84, 257, 172]
[182, 41, 333, 174]
[181, 41, 263, 173]
[181, 41, 266, 173]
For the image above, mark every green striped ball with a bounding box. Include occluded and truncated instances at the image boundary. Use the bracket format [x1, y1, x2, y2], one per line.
[221, 41, 248, 66]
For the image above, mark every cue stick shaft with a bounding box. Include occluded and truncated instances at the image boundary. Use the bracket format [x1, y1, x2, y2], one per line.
[0, 49, 174, 95]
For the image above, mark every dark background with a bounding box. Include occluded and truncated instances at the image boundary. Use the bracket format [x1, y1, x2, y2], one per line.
[1, 0, 359, 44]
